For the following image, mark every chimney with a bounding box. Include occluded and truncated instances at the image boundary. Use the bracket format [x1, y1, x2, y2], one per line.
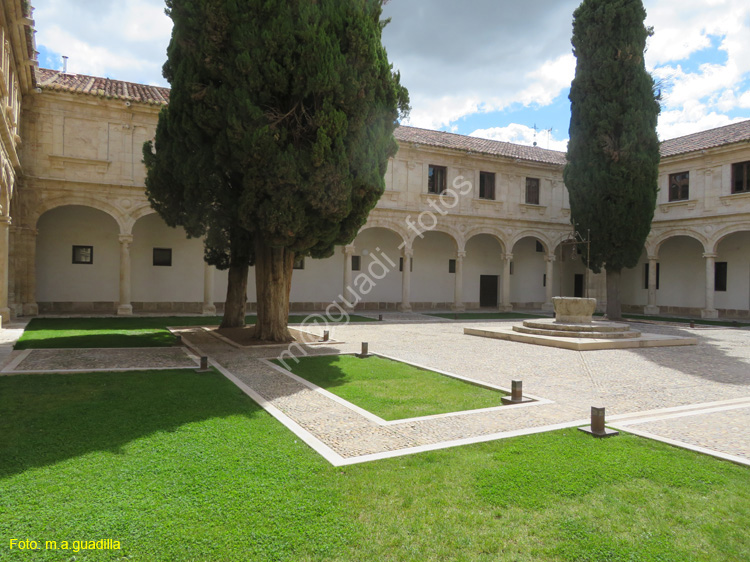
[62, 55, 68, 74]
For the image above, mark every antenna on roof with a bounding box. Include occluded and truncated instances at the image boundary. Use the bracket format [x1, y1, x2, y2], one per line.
[545, 127, 553, 149]
[532, 123, 538, 147]
[62, 55, 68, 74]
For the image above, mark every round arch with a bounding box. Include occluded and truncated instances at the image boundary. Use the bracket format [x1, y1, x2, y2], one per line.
[464, 227, 507, 254]
[509, 230, 552, 254]
[651, 229, 709, 256]
[358, 219, 410, 250]
[406, 223, 463, 253]
[34, 195, 128, 234]
[708, 223, 750, 254]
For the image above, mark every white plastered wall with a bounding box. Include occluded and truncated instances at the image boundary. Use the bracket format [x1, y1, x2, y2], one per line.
[657, 236, 705, 309]
[350, 228, 402, 304]
[131, 213, 204, 302]
[463, 234, 503, 304]
[289, 251, 345, 303]
[36, 206, 120, 302]
[510, 237, 546, 304]
[411, 231, 456, 304]
[715, 231, 750, 310]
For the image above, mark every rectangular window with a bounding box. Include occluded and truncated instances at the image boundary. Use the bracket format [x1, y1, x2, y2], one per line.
[715, 262, 727, 292]
[509, 261, 514, 275]
[535, 240, 544, 253]
[153, 248, 172, 267]
[525, 177, 540, 205]
[732, 161, 750, 193]
[293, 256, 305, 270]
[351, 255, 361, 271]
[428, 165, 447, 194]
[543, 273, 546, 287]
[479, 171, 495, 200]
[399, 257, 413, 272]
[668, 171, 689, 201]
[644, 262, 660, 290]
[449, 259, 456, 273]
[72, 245, 93, 264]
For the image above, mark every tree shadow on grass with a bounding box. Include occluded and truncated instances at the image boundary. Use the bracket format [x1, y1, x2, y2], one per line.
[0, 369, 261, 479]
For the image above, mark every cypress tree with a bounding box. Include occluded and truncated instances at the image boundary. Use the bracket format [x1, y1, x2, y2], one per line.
[144, 0, 408, 340]
[564, 0, 660, 320]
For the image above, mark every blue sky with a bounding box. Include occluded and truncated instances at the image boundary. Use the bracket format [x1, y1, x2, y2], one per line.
[32, 0, 750, 151]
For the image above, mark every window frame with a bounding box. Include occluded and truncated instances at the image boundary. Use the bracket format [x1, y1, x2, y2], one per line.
[715, 261, 727, 292]
[479, 171, 496, 200]
[428, 165, 447, 194]
[732, 161, 750, 194]
[152, 247, 173, 267]
[351, 255, 361, 272]
[525, 177, 540, 205]
[668, 171, 690, 201]
[72, 245, 93, 265]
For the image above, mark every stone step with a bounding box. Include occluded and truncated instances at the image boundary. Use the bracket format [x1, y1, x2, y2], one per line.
[512, 325, 642, 339]
[522, 319, 632, 333]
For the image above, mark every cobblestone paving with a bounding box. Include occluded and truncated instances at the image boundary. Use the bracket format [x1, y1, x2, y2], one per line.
[177, 315, 750, 463]
[3, 347, 198, 373]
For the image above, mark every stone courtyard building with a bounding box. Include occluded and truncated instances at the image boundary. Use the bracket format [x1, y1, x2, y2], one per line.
[1, 1, 749, 324]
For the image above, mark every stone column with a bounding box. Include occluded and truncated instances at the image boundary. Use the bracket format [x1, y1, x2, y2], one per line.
[117, 234, 133, 316]
[343, 244, 355, 310]
[702, 252, 718, 319]
[500, 253, 513, 312]
[451, 251, 465, 312]
[542, 254, 555, 311]
[202, 261, 216, 315]
[0, 216, 10, 325]
[22, 227, 38, 316]
[644, 256, 660, 315]
[399, 246, 412, 312]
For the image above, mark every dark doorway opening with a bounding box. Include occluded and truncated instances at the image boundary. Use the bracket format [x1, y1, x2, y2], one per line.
[574, 274, 584, 298]
[480, 275, 499, 307]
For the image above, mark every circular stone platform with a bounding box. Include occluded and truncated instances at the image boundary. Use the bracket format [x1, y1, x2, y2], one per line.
[513, 318, 641, 339]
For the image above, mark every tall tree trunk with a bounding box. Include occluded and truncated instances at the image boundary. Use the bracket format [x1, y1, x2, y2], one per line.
[219, 263, 249, 328]
[606, 268, 622, 320]
[254, 238, 294, 342]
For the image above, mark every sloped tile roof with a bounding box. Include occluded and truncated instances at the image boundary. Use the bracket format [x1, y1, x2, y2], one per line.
[36, 68, 170, 105]
[394, 125, 567, 166]
[660, 120, 750, 158]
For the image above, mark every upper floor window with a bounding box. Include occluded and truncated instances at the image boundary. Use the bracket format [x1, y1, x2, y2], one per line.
[428, 165, 447, 194]
[732, 161, 750, 194]
[668, 171, 689, 201]
[525, 177, 540, 205]
[479, 171, 495, 200]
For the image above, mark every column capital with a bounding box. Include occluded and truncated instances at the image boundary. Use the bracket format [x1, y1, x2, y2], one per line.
[647, 255, 659, 262]
[702, 253, 717, 259]
[456, 251, 466, 259]
[545, 254, 556, 263]
[343, 244, 356, 255]
[503, 253, 513, 261]
[0, 215, 11, 226]
[119, 234, 134, 244]
[402, 248, 414, 258]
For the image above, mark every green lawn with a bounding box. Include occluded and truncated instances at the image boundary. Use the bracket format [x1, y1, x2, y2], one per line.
[426, 312, 546, 320]
[1, 371, 749, 561]
[274, 354, 506, 420]
[14, 314, 377, 350]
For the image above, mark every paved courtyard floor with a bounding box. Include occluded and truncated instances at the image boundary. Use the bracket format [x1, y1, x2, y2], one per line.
[2, 313, 749, 467]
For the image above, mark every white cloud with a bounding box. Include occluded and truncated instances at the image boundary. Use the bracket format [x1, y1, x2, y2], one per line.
[470, 124, 568, 152]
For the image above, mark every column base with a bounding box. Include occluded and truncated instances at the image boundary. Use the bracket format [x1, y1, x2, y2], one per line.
[22, 302, 38, 316]
[701, 309, 719, 319]
[644, 305, 660, 315]
[541, 302, 554, 312]
[202, 304, 217, 316]
[0, 307, 10, 327]
[451, 303, 465, 312]
[398, 303, 412, 312]
[117, 304, 133, 316]
[498, 304, 513, 312]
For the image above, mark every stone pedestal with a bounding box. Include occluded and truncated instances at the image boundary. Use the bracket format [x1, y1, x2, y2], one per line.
[553, 297, 596, 324]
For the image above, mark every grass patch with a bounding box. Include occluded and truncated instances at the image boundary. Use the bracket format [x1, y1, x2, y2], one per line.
[1, 372, 749, 561]
[15, 313, 377, 350]
[426, 312, 546, 320]
[275, 354, 506, 421]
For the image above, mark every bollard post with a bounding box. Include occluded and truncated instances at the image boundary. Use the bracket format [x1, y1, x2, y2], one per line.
[378, 314, 383, 321]
[690, 321, 695, 328]
[323, 330, 330, 342]
[578, 406, 619, 437]
[359, 342, 369, 357]
[501, 379, 532, 405]
[196, 356, 211, 373]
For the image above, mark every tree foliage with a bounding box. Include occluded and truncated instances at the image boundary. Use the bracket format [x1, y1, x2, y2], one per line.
[564, 0, 660, 277]
[143, 0, 408, 337]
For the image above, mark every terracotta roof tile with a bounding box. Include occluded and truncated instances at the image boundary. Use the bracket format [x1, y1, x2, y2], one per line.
[394, 126, 567, 166]
[36, 68, 170, 105]
[660, 120, 750, 158]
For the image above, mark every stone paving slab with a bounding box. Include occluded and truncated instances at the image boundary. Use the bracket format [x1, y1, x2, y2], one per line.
[1, 347, 199, 374]
[175, 317, 750, 465]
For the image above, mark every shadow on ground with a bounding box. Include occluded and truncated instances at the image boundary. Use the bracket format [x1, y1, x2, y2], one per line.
[0, 369, 261, 479]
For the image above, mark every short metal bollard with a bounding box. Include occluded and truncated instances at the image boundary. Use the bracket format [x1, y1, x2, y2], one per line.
[359, 342, 369, 358]
[196, 356, 211, 373]
[322, 330, 330, 342]
[578, 406, 619, 437]
[378, 314, 383, 321]
[501, 379, 532, 405]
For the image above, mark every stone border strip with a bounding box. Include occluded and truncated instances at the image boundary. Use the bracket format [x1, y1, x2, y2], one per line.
[262, 351, 552, 426]
[0, 347, 201, 375]
[189, 326, 343, 348]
